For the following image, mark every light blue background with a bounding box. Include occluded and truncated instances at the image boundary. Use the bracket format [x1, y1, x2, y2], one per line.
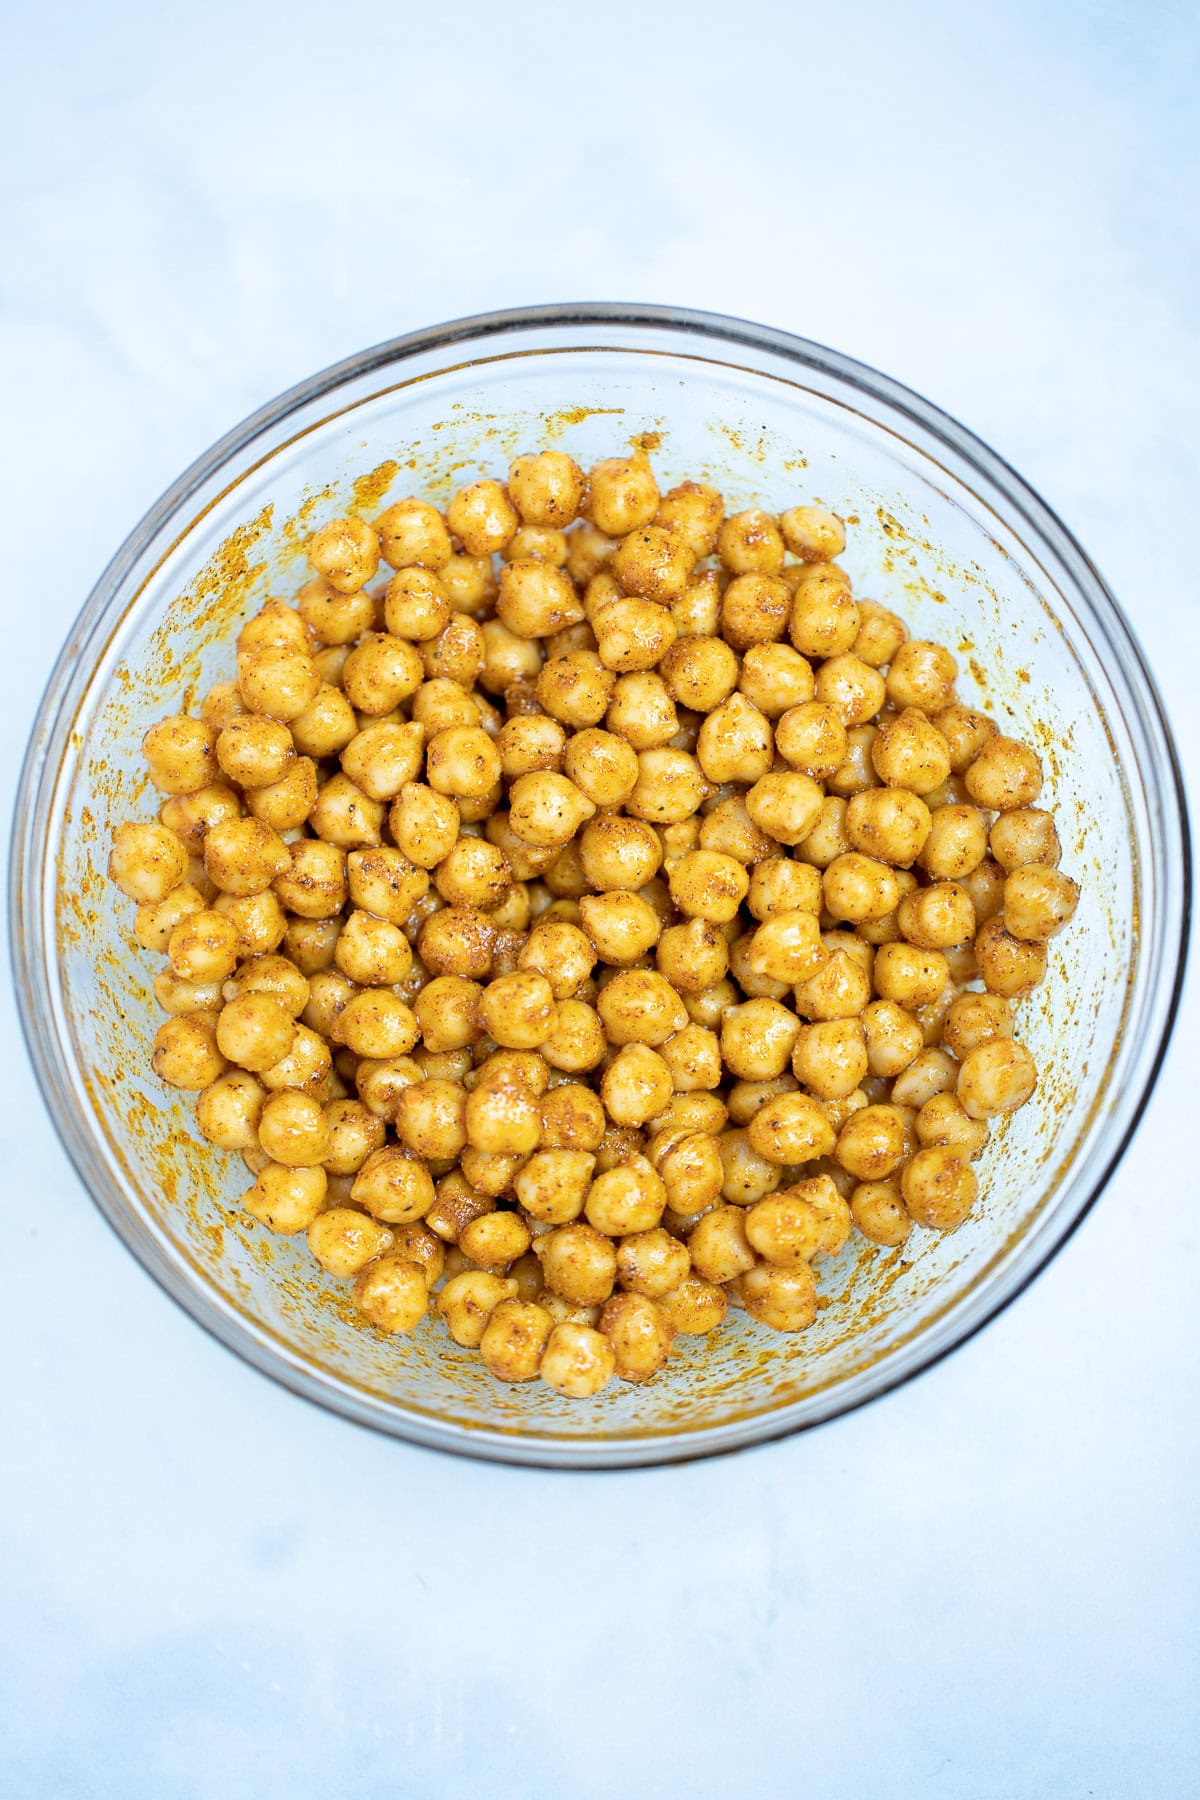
[2, 2, 1197, 1794]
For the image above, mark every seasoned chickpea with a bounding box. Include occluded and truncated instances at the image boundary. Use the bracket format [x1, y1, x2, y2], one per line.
[433, 1271, 516, 1347]
[243, 1163, 328, 1235]
[216, 992, 296, 1072]
[743, 772, 825, 848]
[516, 919, 593, 1001]
[511, 1149, 591, 1224]
[746, 1091, 835, 1166]
[932, 704, 996, 773]
[308, 515, 379, 593]
[460, 1209, 533, 1270]
[717, 508, 784, 575]
[308, 1208, 394, 1278]
[337, 722, 424, 803]
[795, 796, 851, 870]
[914, 1092, 990, 1158]
[478, 971, 556, 1049]
[257, 1088, 330, 1166]
[237, 600, 314, 659]
[539, 1085, 606, 1152]
[897, 881, 976, 949]
[810, 653, 884, 729]
[975, 915, 1047, 998]
[654, 917, 728, 994]
[858, 999, 921, 1079]
[534, 1221, 617, 1306]
[664, 850, 746, 925]
[990, 808, 1061, 872]
[601, 1044, 673, 1127]
[779, 502, 844, 563]
[493, 716, 565, 784]
[787, 1018, 866, 1100]
[740, 1260, 819, 1331]
[334, 909, 412, 987]
[918, 803, 988, 881]
[823, 853, 900, 924]
[238, 647, 321, 722]
[718, 572, 790, 649]
[1003, 865, 1079, 941]
[339, 634, 422, 716]
[871, 709, 952, 795]
[886, 640, 957, 712]
[964, 734, 1043, 812]
[576, 890, 657, 966]
[624, 748, 709, 825]
[537, 998, 604, 1072]
[960, 856, 1007, 927]
[134, 883, 207, 953]
[538, 1322, 616, 1397]
[943, 992, 1014, 1062]
[200, 679, 247, 731]
[308, 772, 385, 849]
[109, 822, 189, 904]
[336, 990, 419, 1059]
[152, 1013, 227, 1089]
[613, 1229, 687, 1300]
[592, 596, 676, 672]
[464, 1076, 542, 1155]
[687, 1205, 755, 1283]
[746, 857, 822, 921]
[391, 1079, 467, 1161]
[213, 889, 288, 958]
[850, 1180, 911, 1247]
[374, 496, 453, 571]
[157, 784, 242, 856]
[604, 674, 677, 752]
[600, 1291, 675, 1382]
[697, 795, 775, 867]
[743, 910, 826, 985]
[835, 1104, 906, 1180]
[503, 450, 584, 528]
[584, 1157, 667, 1235]
[351, 1256, 429, 1334]
[387, 783, 459, 870]
[655, 1020, 719, 1091]
[826, 726, 878, 799]
[788, 564, 859, 659]
[596, 970, 687, 1046]
[844, 787, 932, 869]
[902, 1146, 978, 1231]
[290, 684, 358, 761]
[322, 1098, 386, 1175]
[349, 1146, 435, 1224]
[142, 714, 219, 795]
[873, 942, 949, 1008]
[478, 1297, 553, 1381]
[696, 692, 774, 784]
[584, 453, 659, 538]
[659, 636, 738, 714]
[271, 840, 346, 920]
[611, 524, 695, 605]
[423, 725, 499, 802]
[792, 950, 872, 1022]
[167, 909, 241, 985]
[193, 1068, 267, 1151]
[957, 1038, 1038, 1119]
[654, 478, 723, 556]
[774, 700, 847, 782]
[721, 999, 802, 1081]
[580, 816, 662, 893]
[296, 576, 376, 647]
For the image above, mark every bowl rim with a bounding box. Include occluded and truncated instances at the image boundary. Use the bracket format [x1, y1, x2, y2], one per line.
[11, 301, 1192, 1469]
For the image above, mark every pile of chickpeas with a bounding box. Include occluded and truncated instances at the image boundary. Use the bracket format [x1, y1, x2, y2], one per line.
[108, 446, 1079, 1397]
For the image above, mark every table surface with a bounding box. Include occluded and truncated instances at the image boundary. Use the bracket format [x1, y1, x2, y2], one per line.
[2, 2, 1197, 1795]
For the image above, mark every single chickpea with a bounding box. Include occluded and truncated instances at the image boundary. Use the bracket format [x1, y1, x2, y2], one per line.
[850, 1180, 911, 1247]
[664, 850, 747, 925]
[495, 715, 567, 781]
[774, 700, 848, 781]
[421, 613, 487, 687]
[385, 1223, 445, 1289]
[334, 909, 413, 987]
[376, 496, 454, 570]
[442, 478, 517, 557]
[142, 715, 219, 795]
[431, 837, 508, 911]
[795, 797, 851, 870]
[380, 566, 449, 642]
[584, 453, 659, 537]
[659, 636, 739, 712]
[259, 1020, 332, 1097]
[600, 1044, 673, 1127]
[290, 684, 358, 760]
[780, 502, 845, 563]
[355, 1056, 424, 1123]
[989, 808, 1062, 872]
[167, 909, 241, 985]
[434, 1271, 517, 1347]
[308, 1207, 395, 1278]
[897, 881, 976, 949]
[823, 852, 901, 924]
[337, 723, 424, 805]
[612, 524, 695, 604]
[243, 1164, 328, 1235]
[539, 1322, 616, 1397]
[578, 818, 661, 894]
[688, 1205, 756, 1283]
[660, 1274, 727, 1335]
[613, 1229, 688, 1300]
[463, 1074, 542, 1155]
[109, 822, 189, 904]
[792, 950, 872, 1022]
[960, 857, 1007, 927]
[716, 508, 784, 576]
[246, 756, 318, 833]
[538, 998, 604, 1072]
[834, 1104, 907, 1180]
[872, 709, 952, 794]
[747, 857, 822, 921]
[624, 748, 710, 825]
[918, 803, 989, 880]
[843, 787, 932, 868]
[813, 653, 886, 729]
[739, 1260, 819, 1331]
[742, 772, 825, 849]
[671, 569, 722, 636]
[425, 1168, 495, 1237]
[336, 990, 420, 1059]
[965, 734, 1043, 811]
[975, 915, 1047, 998]
[902, 1146, 978, 1231]
[789, 1017, 869, 1101]
[518, 919, 596, 1001]
[595, 970, 688, 1047]
[257, 1089, 331, 1167]
[655, 917, 729, 993]
[512, 1149, 593, 1225]
[698, 795, 776, 866]
[578, 891, 660, 967]
[200, 679, 247, 731]
[476, 971, 555, 1050]
[409, 974, 480, 1053]
[600, 1291, 676, 1382]
[885, 640, 957, 712]
[605, 671, 678, 749]
[562, 522, 615, 587]
[745, 1091, 836, 1167]
[870, 941, 949, 1009]
[196, 1066, 267, 1149]
[721, 998, 803, 1081]
[424, 725, 501, 802]
[213, 889, 288, 958]
[1002, 865, 1079, 941]
[932, 704, 997, 773]
[650, 1131, 723, 1219]
[296, 576, 377, 647]
[957, 1038, 1038, 1119]
[788, 564, 860, 659]
[308, 515, 380, 593]
[150, 1013, 226, 1089]
[392, 1079, 468, 1161]
[308, 772, 385, 849]
[506, 449, 585, 527]
[914, 1091, 990, 1158]
[696, 692, 774, 784]
[655, 1019, 720, 1091]
[385, 783, 457, 871]
[859, 999, 923, 1079]
[535, 651, 616, 728]
[479, 1298, 554, 1382]
[533, 1221, 618, 1306]
[216, 992, 296, 1072]
[505, 772, 594, 849]
[134, 883, 207, 953]
[238, 647, 322, 723]
[582, 1156, 665, 1235]
[352, 1256, 429, 1334]
[558, 729, 638, 811]
[737, 643, 816, 720]
[654, 479, 724, 555]
[323, 1098, 387, 1175]
[743, 909, 827, 984]
[272, 840, 347, 920]
[350, 1146, 435, 1224]
[943, 992, 1014, 1062]
[157, 784, 242, 855]
[539, 1085, 607, 1152]
[717, 572, 789, 649]
[592, 597, 677, 672]
[340, 633, 423, 716]
[413, 679, 481, 740]
[237, 600, 315, 659]
[493, 560, 582, 639]
[460, 1210, 533, 1271]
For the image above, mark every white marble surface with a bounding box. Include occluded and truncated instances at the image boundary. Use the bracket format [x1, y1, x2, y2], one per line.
[2, 2, 1198, 1794]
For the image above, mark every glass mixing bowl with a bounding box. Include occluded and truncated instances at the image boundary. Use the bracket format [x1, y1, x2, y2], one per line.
[11, 305, 1189, 1467]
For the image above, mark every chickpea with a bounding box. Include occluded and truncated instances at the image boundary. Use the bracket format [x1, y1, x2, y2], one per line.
[477, 1297, 553, 1381]
[773, 700, 847, 781]
[871, 708, 952, 795]
[965, 734, 1043, 812]
[321, 1098, 387, 1175]
[374, 496, 453, 571]
[538, 998, 605, 1073]
[747, 857, 822, 921]
[157, 785, 243, 858]
[584, 453, 659, 537]
[600, 1044, 673, 1127]
[957, 1038, 1038, 1120]
[873, 942, 950, 1008]
[914, 1091, 990, 1158]
[167, 909, 241, 985]
[610, 524, 694, 605]
[431, 1272, 514, 1349]
[662, 850, 745, 925]
[787, 565, 859, 660]
[975, 915, 1047, 998]
[259, 1019, 334, 1097]
[856, 999, 920, 1080]
[942, 992, 1013, 1062]
[390, 1079, 466, 1161]
[930, 704, 996, 774]
[538, 1085, 606, 1153]
[648, 1132, 722, 1220]
[237, 600, 314, 659]
[604, 675, 678, 754]
[825, 726, 877, 800]
[595, 970, 687, 1046]
[530, 1220, 616, 1306]
[696, 692, 774, 784]
[655, 479, 724, 556]
[886, 640, 957, 712]
[192, 1068, 266, 1151]
[335, 723, 422, 804]
[917, 803, 988, 882]
[537, 1322, 615, 1397]
[307, 772, 385, 850]
[515, 919, 594, 1002]
[652, 918, 726, 995]
[686, 1205, 754, 1283]
[347, 1146, 434, 1224]
[591, 596, 676, 673]
[715, 572, 788, 650]
[245, 756, 318, 833]
[610, 1230, 687, 1301]
[142, 714, 219, 795]
[288, 685, 357, 761]
[823, 853, 901, 924]
[960, 856, 1007, 928]
[149, 1012, 225, 1090]
[211, 714, 290, 790]
[795, 796, 851, 870]
[333, 909, 411, 988]
[742, 910, 826, 986]
[850, 1180, 911, 1247]
[990, 808, 1062, 872]
[383, 784, 456, 872]
[1002, 864, 1079, 941]
[902, 1146, 978, 1231]
[509, 1149, 591, 1224]
[583, 1156, 667, 1235]
[720, 998, 802, 1082]
[109, 822, 189, 904]
[714, 507, 783, 576]
[580, 817, 663, 893]
[782, 1018, 865, 1102]
[695, 796, 773, 869]
[350, 1255, 428, 1334]
[600, 1291, 675, 1382]
[296, 576, 376, 647]
[215, 991, 295, 1072]
[200, 679, 247, 731]
[476, 971, 556, 1049]
[133, 883, 206, 954]
[269, 841, 344, 921]
[458, 1209, 531, 1271]
[656, 1020, 719, 1091]
[793, 950, 873, 1022]
[238, 647, 321, 723]
[243, 1163, 328, 1235]
[575, 890, 656, 967]
[834, 1104, 906, 1180]
[503, 772, 593, 850]
[307, 514, 379, 593]
[421, 725, 499, 803]
[844, 787, 932, 869]
[745, 1091, 835, 1167]
[659, 636, 738, 714]
[336, 990, 419, 1059]
[740, 1260, 819, 1331]
[897, 881, 976, 950]
[257, 1089, 330, 1167]
[740, 772, 823, 850]
[464, 1075, 542, 1156]
[213, 889, 288, 958]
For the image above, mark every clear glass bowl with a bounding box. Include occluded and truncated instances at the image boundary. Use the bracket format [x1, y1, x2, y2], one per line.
[12, 305, 1189, 1467]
